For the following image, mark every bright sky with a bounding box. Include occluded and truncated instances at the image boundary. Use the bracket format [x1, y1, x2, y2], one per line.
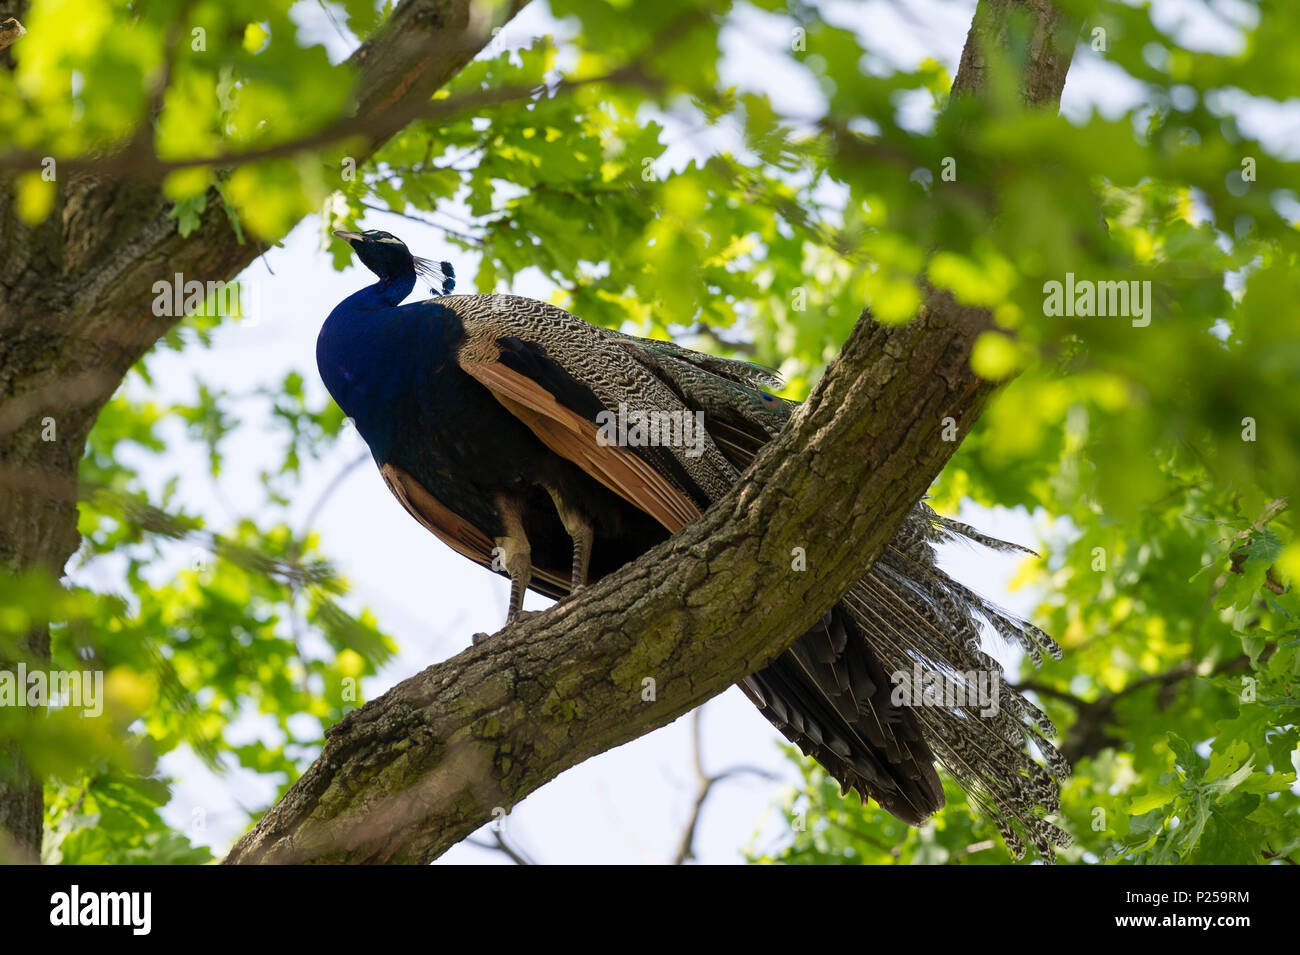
[82, 0, 1281, 864]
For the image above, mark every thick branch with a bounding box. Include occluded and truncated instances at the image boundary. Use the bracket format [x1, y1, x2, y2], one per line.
[952, 0, 1078, 106]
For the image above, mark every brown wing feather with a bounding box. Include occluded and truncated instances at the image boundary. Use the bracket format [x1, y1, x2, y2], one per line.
[458, 356, 700, 533]
[379, 463, 570, 595]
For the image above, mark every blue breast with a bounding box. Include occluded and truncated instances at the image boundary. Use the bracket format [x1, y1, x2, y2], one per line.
[317, 279, 464, 465]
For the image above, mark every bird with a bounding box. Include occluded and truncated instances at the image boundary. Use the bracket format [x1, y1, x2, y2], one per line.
[318, 228, 1072, 859]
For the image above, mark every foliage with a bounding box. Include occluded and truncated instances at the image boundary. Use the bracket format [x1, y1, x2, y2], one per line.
[1, 0, 1297, 862]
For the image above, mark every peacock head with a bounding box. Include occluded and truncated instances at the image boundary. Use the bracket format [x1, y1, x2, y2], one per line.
[333, 229, 455, 294]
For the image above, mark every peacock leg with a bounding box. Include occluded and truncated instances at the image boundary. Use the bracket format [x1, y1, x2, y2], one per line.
[545, 485, 594, 592]
[492, 494, 534, 624]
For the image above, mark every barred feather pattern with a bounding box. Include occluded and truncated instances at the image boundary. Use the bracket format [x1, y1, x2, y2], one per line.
[606, 329, 786, 390]
[851, 546, 1072, 858]
[446, 295, 741, 502]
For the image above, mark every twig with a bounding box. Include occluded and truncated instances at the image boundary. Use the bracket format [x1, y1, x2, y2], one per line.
[1017, 654, 1253, 765]
[300, 451, 369, 535]
[466, 828, 534, 865]
[357, 201, 484, 246]
[672, 706, 779, 864]
[946, 838, 997, 863]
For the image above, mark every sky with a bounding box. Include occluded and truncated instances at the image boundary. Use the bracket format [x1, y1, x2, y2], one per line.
[74, 0, 1282, 864]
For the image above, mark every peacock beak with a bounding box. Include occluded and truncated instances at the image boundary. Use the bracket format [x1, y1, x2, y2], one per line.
[332, 230, 364, 244]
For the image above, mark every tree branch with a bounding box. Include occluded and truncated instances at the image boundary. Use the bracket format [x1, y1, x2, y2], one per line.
[1018, 654, 1253, 765]
[0, 63, 653, 178]
[465, 828, 534, 865]
[673, 706, 779, 865]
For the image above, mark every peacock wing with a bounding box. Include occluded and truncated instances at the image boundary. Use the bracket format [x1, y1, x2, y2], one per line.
[379, 462, 571, 598]
[455, 330, 702, 534]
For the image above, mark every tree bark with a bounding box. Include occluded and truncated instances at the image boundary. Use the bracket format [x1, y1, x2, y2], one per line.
[0, 0, 529, 863]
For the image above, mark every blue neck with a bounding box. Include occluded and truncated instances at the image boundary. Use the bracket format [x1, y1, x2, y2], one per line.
[348, 270, 417, 310]
[317, 270, 455, 464]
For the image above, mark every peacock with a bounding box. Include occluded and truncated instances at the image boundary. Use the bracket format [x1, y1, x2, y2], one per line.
[317, 228, 1072, 859]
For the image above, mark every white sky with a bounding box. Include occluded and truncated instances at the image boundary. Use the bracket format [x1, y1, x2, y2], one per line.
[75, 0, 1293, 863]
